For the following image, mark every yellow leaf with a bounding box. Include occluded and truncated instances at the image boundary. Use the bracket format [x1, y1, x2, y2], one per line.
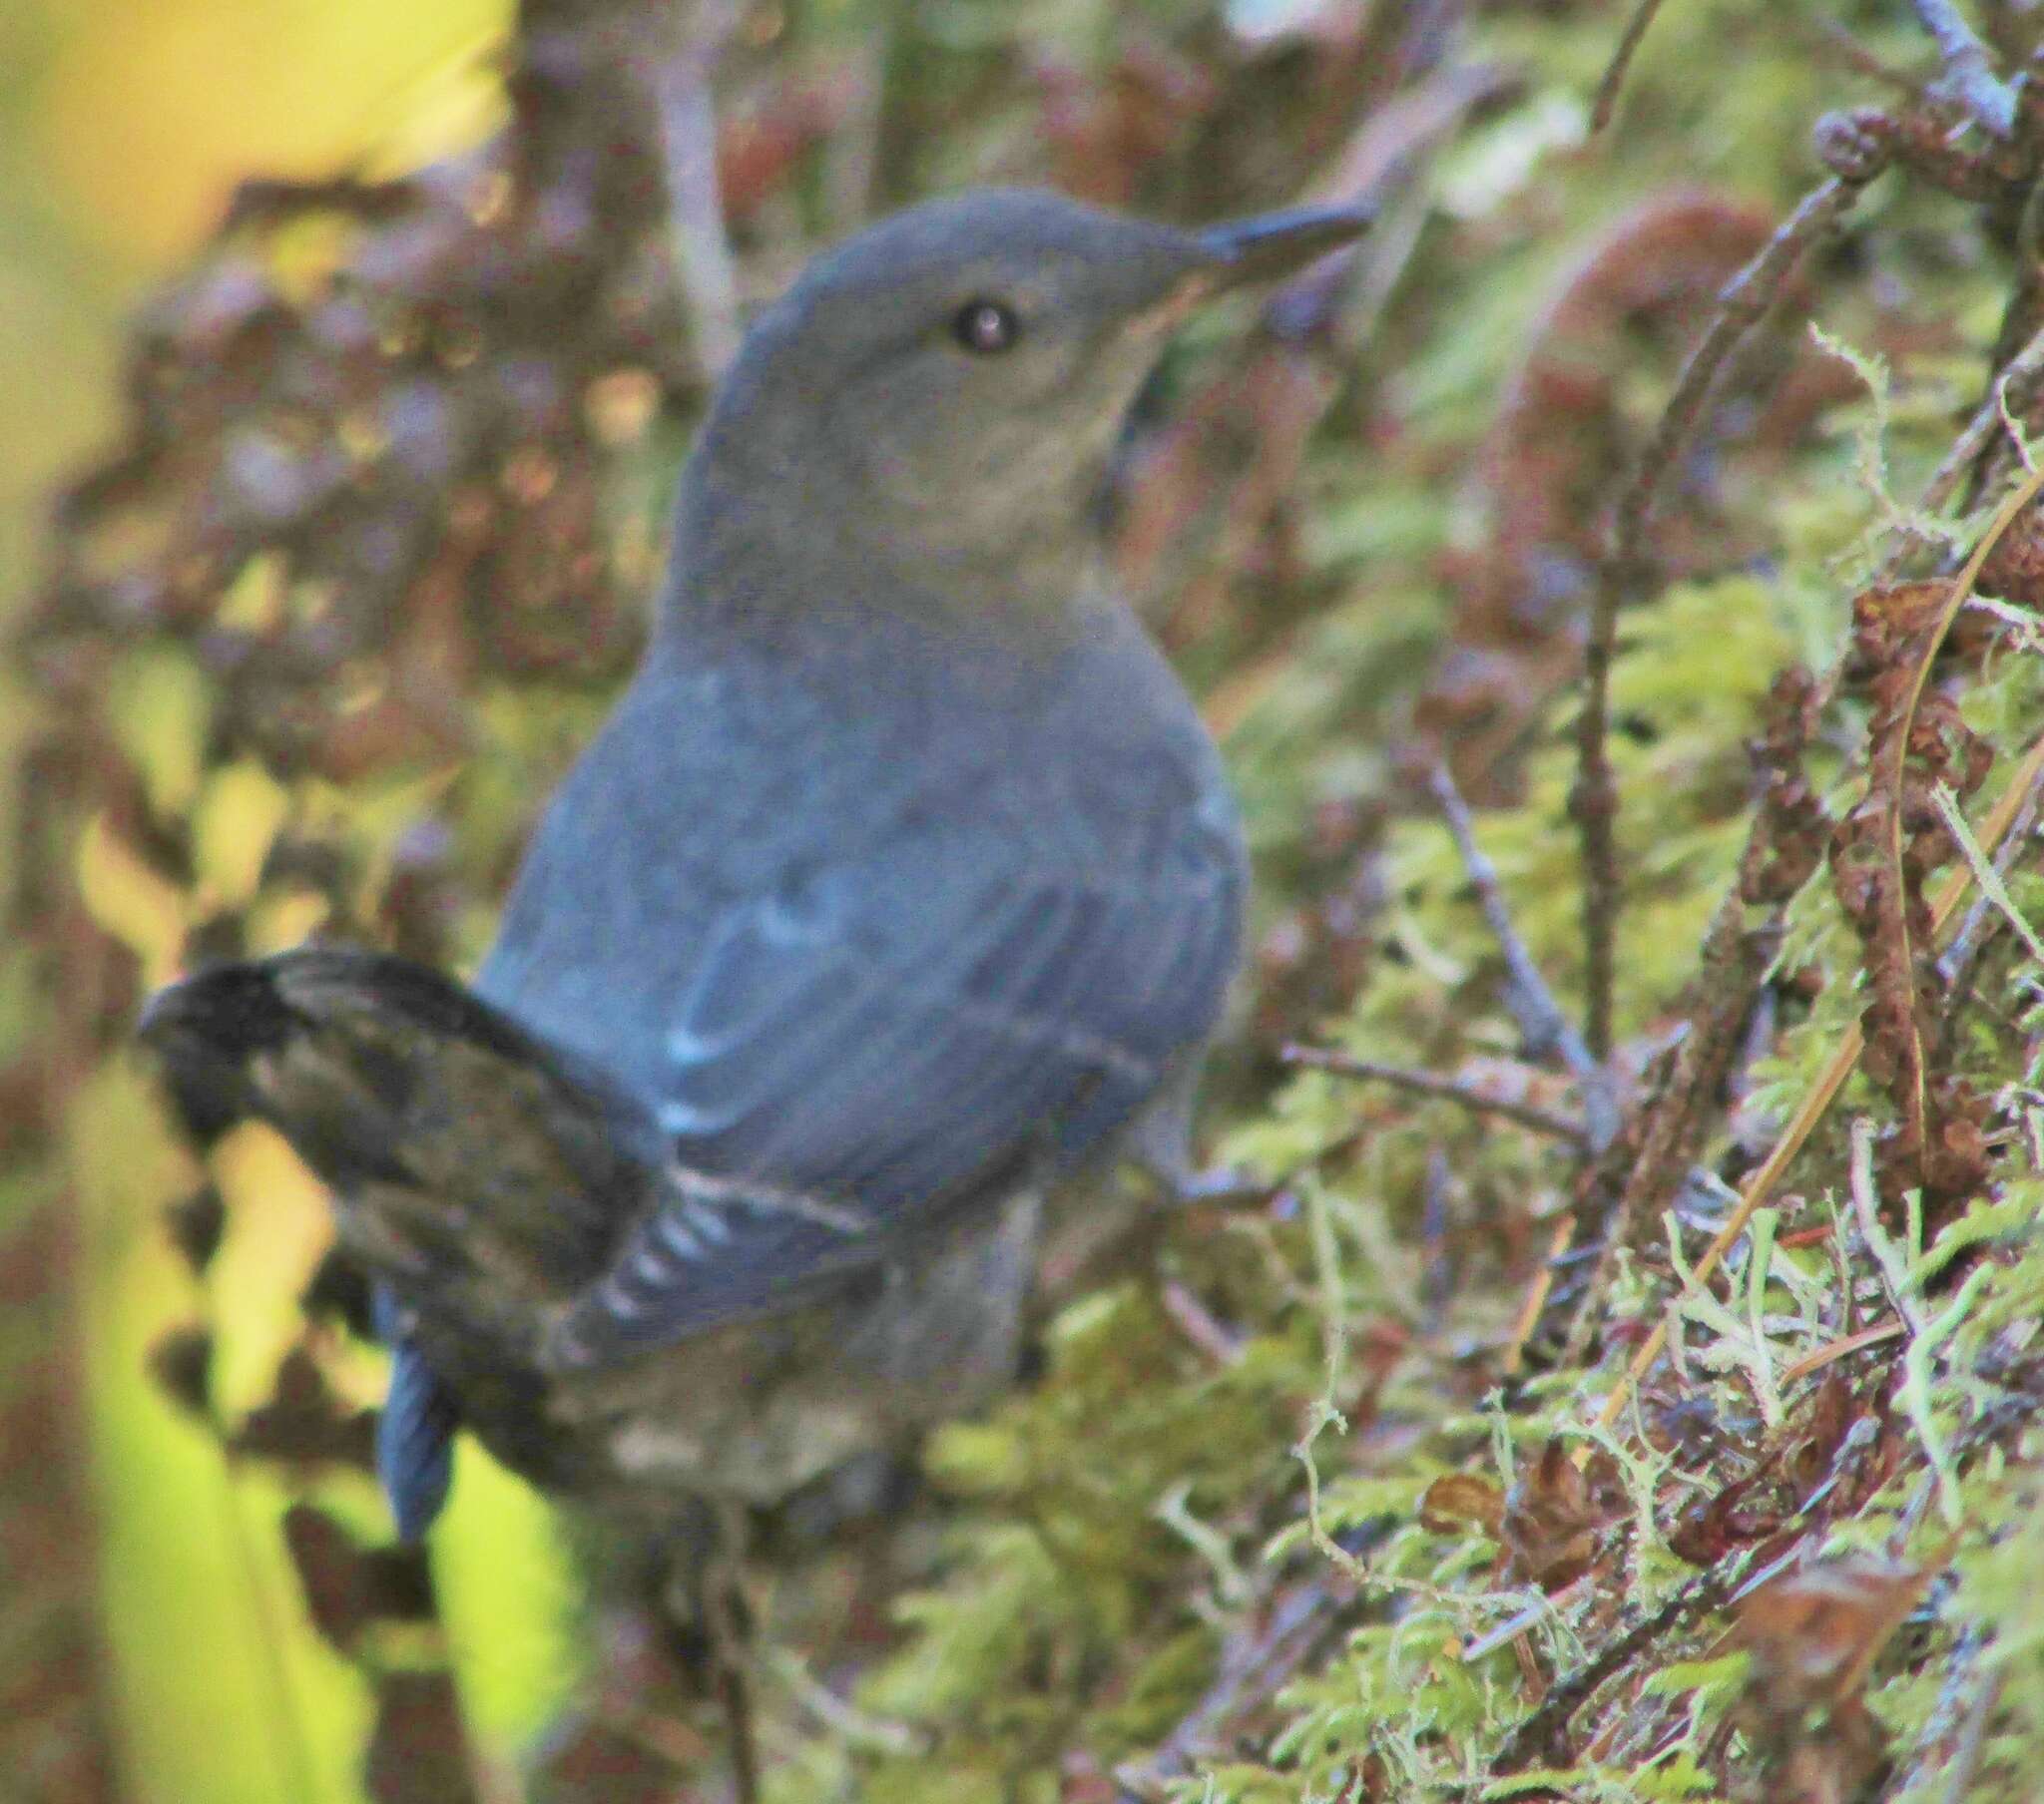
[246, 889, 331, 954]
[192, 760, 290, 906]
[216, 553, 285, 634]
[209, 1123, 334, 1412]
[76, 812, 186, 987]
[40, 0, 513, 263]
[107, 645, 211, 819]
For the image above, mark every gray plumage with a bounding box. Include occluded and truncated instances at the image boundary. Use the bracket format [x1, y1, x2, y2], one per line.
[140, 188, 1369, 1535]
[484, 580, 1244, 1359]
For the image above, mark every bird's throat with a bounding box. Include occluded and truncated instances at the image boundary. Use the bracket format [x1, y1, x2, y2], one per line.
[662, 438, 1107, 650]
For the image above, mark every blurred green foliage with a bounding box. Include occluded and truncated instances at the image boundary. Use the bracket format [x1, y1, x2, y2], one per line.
[15, 0, 2044, 1800]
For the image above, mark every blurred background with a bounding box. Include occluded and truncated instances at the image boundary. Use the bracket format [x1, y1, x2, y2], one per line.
[9, 1, 2041, 1801]
[2, 13, 539, 1802]
[0, 0, 512, 574]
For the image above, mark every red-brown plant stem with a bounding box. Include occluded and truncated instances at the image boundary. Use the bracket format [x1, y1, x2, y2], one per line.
[1591, 701, 2044, 1440]
[1280, 1044, 1591, 1145]
[1590, 0, 1674, 132]
[1574, 174, 1871, 1064]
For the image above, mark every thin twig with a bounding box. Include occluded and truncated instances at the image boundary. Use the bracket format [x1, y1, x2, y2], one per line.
[1558, 681, 1824, 1365]
[1804, 14, 1925, 95]
[1938, 758, 2044, 990]
[1779, 1317, 1904, 1384]
[1590, 0, 1674, 132]
[1942, 1665, 2010, 1803]
[1160, 1278, 1247, 1366]
[1459, 1574, 1590, 1666]
[1576, 176, 1869, 1066]
[1280, 1045, 1591, 1145]
[1590, 708, 2044, 1439]
[1115, 1582, 1338, 1799]
[1502, 1213, 1579, 1376]
[653, 1, 746, 379]
[1912, 0, 2019, 138]
[1426, 764, 1621, 1150]
[1494, 1565, 1739, 1770]
[1917, 315, 2044, 516]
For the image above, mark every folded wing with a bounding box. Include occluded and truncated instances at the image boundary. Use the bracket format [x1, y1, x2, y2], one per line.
[547, 824, 1242, 1366]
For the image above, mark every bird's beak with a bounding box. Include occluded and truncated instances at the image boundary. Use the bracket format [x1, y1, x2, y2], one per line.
[1194, 202, 1374, 292]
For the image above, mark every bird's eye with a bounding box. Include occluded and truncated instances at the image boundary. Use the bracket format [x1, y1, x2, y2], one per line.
[951, 298, 1020, 355]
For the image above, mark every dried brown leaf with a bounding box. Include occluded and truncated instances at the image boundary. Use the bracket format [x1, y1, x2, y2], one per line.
[1417, 1472, 1505, 1537]
[1500, 1440, 1625, 1590]
[231, 1343, 375, 1472]
[365, 1669, 479, 1804]
[1735, 1557, 1927, 1708]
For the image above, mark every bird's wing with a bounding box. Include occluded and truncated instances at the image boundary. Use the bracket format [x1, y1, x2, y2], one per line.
[546, 815, 1242, 1367]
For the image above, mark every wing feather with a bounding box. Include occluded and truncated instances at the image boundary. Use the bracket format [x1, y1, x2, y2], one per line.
[548, 837, 1239, 1367]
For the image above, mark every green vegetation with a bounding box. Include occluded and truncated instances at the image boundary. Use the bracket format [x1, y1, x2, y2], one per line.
[10, 1, 2044, 1799]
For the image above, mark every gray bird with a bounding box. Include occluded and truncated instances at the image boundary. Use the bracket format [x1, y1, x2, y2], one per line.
[141, 188, 1369, 1545]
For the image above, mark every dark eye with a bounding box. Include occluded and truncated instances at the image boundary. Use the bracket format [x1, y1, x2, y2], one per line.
[951, 298, 1020, 355]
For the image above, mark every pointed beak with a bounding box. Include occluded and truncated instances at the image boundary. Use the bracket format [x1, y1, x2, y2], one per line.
[1195, 202, 1373, 292]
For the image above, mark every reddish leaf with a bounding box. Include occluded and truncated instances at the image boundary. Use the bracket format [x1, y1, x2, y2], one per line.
[1499, 1440, 1626, 1591]
[365, 1670, 480, 1804]
[233, 1344, 375, 1472]
[147, 1324, 215, 1420]
[1417, 1472, 1505, 1537]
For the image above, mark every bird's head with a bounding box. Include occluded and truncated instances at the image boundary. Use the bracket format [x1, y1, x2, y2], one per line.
[677, 187, 1370, 626]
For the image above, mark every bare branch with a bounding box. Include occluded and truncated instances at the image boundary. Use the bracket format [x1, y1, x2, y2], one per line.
[1427, 764, 1622, 1149]
[1918, 313, 2044, 519]
[1590, 0, 1674, 133]
[1556, 668, 1828, 1364]
[1576, 174, 1871, 1066]
[1280, 1045, 1591, 1146]
[1616, 178, 1864, 560]
[1115, 1582, 1337, 1798]
[652, 1, 747, 379]
[1802, 15, 1924, 95]
[1912, 0, 2019, 139]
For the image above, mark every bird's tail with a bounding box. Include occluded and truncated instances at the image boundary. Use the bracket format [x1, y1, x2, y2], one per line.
[373, 1288, 462, 1542]
[138, 944, 661, 1529]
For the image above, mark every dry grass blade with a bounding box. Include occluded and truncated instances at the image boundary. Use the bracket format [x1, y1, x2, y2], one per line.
[1779, 1317, 1905, 1384]
[1591, 0, 1675, 132]
[1882, 463, 2044, 1151]
[1888, 457, 2044, 1111]
[1591, 467, 2044, 1439]
[1939, 761, 2044, 987]
[1504, 1215, 1579, 1377]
